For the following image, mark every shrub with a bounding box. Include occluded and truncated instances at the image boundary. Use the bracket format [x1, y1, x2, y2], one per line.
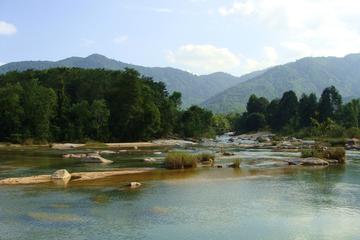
[326, 147, 346, 163]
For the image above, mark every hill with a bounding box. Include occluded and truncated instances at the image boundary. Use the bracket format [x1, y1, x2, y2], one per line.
[202, 54, 360, 112]
[0, 54, 245, 107]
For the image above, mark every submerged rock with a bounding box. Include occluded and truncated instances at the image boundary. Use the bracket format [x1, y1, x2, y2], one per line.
[81, 153, 113, 164]
[63, 153, 87, 159]
[128, 182, 142, 188]
[287, 157, 329, 166]
[144, 157, 157, 162]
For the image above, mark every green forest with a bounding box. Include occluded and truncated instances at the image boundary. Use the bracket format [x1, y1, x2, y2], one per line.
[0, 68, 216, 143]
[1, 67, 360, 143]
[234, 86, 360, 138]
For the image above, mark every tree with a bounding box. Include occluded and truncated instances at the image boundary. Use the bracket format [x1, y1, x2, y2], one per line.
[212, 114, 231, 135]
[318, 86, 342, 122]
[340, 99, 360, 128]
[21, 79, 56, 141]
[245, 113, 266, 131]
[181, 106, 213, 138]
[299, 93, 318, 127]
[276, 91, 298, 130]
[266, 99, 280, 130]
[247, 94, 269, 114]
[0, 83, 24, 141]
[90, 99, 110, 141]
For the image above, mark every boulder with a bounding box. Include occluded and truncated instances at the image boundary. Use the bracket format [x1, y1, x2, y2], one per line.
[63, 153, 87, 159]
[81, 153, 113, 164]
[287, 157, 329, 166]
[128, 182, 141, 188]
[51, 169, 71, 181]
[100, 150, 117, 154]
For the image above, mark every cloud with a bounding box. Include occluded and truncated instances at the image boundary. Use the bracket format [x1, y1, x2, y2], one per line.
[242, 46, 278, 72]
[166, 44, 240, 74]
[0, 62, 5, 66]
[113, 35, 128, 44]
[0, 21, 17, 35]
[218, 0, 360, 60]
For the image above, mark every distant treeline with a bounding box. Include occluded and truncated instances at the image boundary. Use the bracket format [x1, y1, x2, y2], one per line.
[234, 86, 360, 138]
[0, 68, 219, 143]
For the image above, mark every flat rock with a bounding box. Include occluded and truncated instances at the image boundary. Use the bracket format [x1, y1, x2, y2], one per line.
[287, 157, 329, 166]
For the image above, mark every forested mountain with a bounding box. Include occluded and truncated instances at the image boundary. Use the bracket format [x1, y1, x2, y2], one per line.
[0, 54, 245, 107]
[202, 54, 360, 113]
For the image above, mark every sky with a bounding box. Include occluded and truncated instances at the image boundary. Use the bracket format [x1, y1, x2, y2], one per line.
[1, 0, 360, 76]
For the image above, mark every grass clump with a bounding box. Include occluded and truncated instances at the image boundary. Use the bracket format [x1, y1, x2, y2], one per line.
[164, 152, 198, 169]
[231, 159, 241, 168]
[301, 146, 346, 163]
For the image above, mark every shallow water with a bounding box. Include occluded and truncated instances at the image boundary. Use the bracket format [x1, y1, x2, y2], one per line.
[1, 147, 360, 240]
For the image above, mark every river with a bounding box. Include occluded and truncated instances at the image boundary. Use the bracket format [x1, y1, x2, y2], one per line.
[0, 147, 360, 239]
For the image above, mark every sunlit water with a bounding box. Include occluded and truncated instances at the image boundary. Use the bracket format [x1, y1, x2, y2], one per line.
[1, 147, 360, 240]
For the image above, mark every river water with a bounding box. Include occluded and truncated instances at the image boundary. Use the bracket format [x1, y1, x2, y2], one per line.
[0, 147, 360, 240]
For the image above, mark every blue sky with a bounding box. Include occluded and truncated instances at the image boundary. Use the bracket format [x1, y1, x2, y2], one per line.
[1, 0, 360, 75]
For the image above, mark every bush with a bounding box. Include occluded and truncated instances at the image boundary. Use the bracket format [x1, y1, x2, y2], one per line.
[232, 159, 241, 168]
[327, 147, 346, 163]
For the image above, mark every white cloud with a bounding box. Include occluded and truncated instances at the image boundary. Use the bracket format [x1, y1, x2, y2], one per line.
[219, 0, 360, 60]
[166, 44, 240, 74]
[0, 62, 5, 66]
[0, 21, 17, 35]
[113, 35, 128, 44]
[242, 46, 278, 73]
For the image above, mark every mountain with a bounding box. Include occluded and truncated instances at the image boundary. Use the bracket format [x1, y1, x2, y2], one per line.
[202, 54, 360, 113]
[0, 54, 246, 107]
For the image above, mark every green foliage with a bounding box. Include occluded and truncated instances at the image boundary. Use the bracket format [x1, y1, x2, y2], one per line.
[180, 106, 213, 138]
[245, 113, 267, 132]
[212, 114, 231, 135]
[318, 86, 342, 122]
[247, 94, 269, 114]
[0, 68, 214, 143]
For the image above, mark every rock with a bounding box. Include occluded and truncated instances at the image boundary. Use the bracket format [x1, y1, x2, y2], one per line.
[215, 165, 223, 168]
[51, 169, 71, 184]
[128, 182, 141, 188]
[153, 151, 162, 155]
[287, 157, 329, 166]
[81, 153, 113, 164]
[134, 146, 138, 150]
[100, 150, 117, 154]
[62, 153, 86, 159]
[144, 157, 157, 162]
[223, 152, 235, 156]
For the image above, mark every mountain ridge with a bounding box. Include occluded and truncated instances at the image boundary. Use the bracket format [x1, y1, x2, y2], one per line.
[0, 54, 246, 107]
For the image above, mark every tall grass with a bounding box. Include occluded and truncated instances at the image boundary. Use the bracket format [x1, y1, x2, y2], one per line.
[164, 152, 197, 169]
[164, 152, 216, 169]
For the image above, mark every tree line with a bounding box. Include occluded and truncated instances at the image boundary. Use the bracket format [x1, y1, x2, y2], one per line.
[234, 86, 360, 138]
[0, 68, 218, 143]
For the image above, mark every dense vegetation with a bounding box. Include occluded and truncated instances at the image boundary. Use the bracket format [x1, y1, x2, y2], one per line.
[0, 68, 222, 143]
[234, 86, 360, 138]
